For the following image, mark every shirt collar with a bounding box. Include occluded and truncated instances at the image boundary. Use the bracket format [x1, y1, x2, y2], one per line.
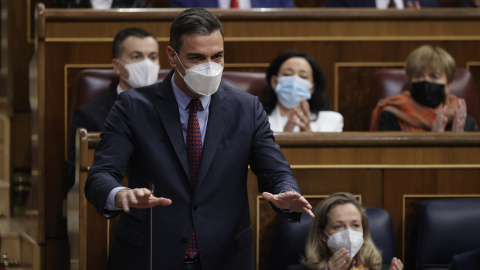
[171, 73, 211, 111]
[116, 84, 125, 95]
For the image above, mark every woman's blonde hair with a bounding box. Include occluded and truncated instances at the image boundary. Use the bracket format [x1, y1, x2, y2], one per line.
[405, 45, 456, 83]
[301, 192, 382, 270]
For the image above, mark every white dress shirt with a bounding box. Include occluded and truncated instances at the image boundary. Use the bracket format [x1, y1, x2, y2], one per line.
[268, 106, 344, 132]
[376, 0, 405, 9]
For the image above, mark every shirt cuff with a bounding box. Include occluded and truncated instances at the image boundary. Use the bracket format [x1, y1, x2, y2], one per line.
[105, 186, 130, 210]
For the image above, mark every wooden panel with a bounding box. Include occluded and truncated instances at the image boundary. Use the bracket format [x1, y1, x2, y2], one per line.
[468, 63, 480, 119]
[30, 7, 480, 270]
[337, 64, 404, 131]
[384, 169, 480, 269]
[20, 232, 43, 270]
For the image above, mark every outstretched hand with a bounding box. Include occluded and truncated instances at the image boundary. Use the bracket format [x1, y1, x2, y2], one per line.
[389, 257, 403, 270]
[262, 191, 314, 218]
[115, 188, 172, 212]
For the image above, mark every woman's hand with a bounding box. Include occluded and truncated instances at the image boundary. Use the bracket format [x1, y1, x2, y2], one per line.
[432, 105, 448, 132]
[452, 98, 467, 132]
[283, 98, 311, 132]
[327, 248, 351, 270]
[389, 257, 403, 270]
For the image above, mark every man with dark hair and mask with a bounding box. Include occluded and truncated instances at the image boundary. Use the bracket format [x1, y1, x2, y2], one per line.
[84, 8, 314, 270]
[67, 27, 160, 189]
[370, 45, 476, 132]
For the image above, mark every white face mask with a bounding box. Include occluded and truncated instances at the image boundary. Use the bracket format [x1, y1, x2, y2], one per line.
[325, 229, 364, 260]
[175, 51, 224, 96]
[120, 58, 160, 89]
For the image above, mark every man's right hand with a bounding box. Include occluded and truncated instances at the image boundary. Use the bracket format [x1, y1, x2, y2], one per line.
[115, 188, 172, 212]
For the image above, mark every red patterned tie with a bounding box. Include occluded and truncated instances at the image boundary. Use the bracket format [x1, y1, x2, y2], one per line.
[230, 0, 239, 8]
[185, 99, 202, 259]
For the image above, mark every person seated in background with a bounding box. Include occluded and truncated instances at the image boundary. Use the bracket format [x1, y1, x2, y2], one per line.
[288, 192, 403, 270]
[56, 0, 146, 9]
[370, 45, 476, 132]
[327, 0, 438, 9]
[66, 27, 160, 189]
[460, 0, 480, 7]
[169, 0, 295, 8]
[263, 49, 343, 132]
[450, 248, 480, 270]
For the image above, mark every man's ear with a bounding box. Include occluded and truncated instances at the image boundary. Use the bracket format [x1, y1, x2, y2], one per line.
[112, 59, 122, 76]
[166, 46, 177, 68]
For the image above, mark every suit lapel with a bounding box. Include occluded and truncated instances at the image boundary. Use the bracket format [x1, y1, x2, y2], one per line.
[154, 70, 191, 185]
[196, 84, 230, 189]
[107, 89, 118, 110]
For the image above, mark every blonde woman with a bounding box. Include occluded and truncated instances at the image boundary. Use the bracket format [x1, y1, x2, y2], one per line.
[289, 192, 403, 270]
[371, 45, 476, 132]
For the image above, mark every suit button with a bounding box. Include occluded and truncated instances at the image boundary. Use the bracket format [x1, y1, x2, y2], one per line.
[181, 237, 188, 244]
[193, 205, 198, 211]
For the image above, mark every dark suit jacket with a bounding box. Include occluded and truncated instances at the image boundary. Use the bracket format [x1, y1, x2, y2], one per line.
[327, 0, 438, 7]
[450, 248, 480, 270]
[56, 0, 146, 8]
[84, 69, 301, 270]
[169, 0, 295, 8]
[67, 89, 118, 189]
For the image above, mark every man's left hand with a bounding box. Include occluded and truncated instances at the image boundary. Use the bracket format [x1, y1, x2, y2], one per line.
[262, 191, 314, 218]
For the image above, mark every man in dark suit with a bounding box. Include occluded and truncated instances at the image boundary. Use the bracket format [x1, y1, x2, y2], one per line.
[450, 248, 480, 270]
[84, 7, 314, 270]
[327, 0, 438, 8]
[67, 27, 159, 189]
[56, 0, 146, 8]
[169, 0, 295, 8]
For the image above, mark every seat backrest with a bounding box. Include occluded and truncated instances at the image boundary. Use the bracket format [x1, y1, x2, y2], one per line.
[270, 208, 397, 270]
[369, 68, 480, 129]
[69, 68, 270, 115]
[436, 0, 461, 7]
[412, 198, 480, 270]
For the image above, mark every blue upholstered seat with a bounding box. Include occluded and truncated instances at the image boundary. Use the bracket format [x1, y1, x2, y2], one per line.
[412, 198, 480, 270]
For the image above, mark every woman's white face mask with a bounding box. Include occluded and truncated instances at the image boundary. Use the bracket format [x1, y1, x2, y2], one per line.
[175, 51, 224, 96]
[325, 228, 364, 260]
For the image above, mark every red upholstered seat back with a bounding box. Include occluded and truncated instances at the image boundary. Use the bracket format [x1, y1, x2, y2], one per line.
[369, 68, 480, 130]
[68, 69, 270, 119]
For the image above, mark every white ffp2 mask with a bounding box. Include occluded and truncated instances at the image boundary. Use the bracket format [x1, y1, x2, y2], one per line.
[326, 229, 364, 260]
[120, 58, 160, 89]
[175, 51, 223, 96]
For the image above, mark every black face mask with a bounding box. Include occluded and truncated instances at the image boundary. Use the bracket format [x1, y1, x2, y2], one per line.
[410, 81, 446, 108]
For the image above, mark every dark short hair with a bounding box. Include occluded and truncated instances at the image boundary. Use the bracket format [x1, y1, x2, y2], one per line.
[264, 49, 330, 117]
[169, 8, 224, 53]
[112, 27, 156, 58]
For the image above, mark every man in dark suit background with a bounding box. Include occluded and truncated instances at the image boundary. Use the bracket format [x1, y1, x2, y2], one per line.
[327, 0, 438, 8]
[84, 7, 314, 270]
[450, 248, 480, 270]
[67, 27, 159, 189]
[169, 0, 296, 8]
[56, 0, 146, 8]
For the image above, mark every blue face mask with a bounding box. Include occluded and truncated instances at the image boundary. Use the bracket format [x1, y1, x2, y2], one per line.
[275, 75, 313, 109]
